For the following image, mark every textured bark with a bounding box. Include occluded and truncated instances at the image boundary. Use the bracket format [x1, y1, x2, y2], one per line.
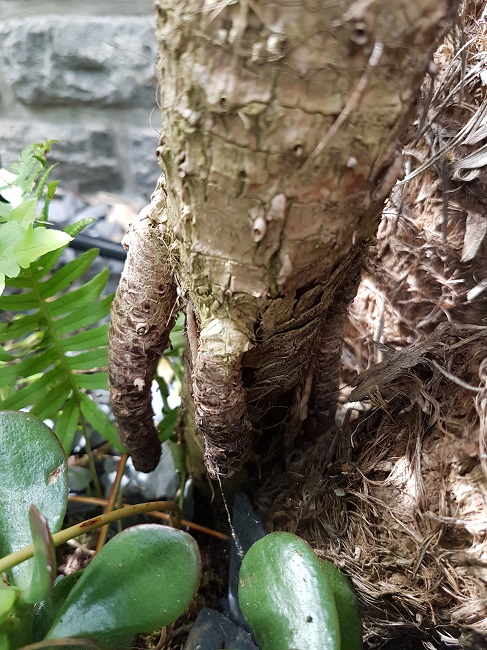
[194, 319, 252, 476]
[108, 183, 177, 472]
[151, 0, 453, 478]
[109, 0, 454, 478]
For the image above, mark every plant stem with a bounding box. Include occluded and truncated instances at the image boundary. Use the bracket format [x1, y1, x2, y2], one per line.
[95, 453, 127, 554]
[0, 501, 181, 575]
[178, 469, 187, 511]
[68, 495, 230, 541]
[18, 639, 102, 649]
[79, 411, 103, 499]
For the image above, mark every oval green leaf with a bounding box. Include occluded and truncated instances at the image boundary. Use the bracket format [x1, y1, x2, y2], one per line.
[34, 571, 135, 649]
[238, 532, 340, 650]
[0, 411, 68, 591]
[320, 561, 363, 650]
[34, 571, 83, 642]
[46, 524, 201, 640]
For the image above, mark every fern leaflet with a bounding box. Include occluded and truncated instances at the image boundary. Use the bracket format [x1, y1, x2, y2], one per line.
[0, 232, 122, 454]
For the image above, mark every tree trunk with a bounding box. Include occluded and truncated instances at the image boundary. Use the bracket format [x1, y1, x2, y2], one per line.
[109, 0, 455, 479]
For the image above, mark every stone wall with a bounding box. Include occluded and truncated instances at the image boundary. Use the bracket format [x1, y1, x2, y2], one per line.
[0, 0, 161, 199]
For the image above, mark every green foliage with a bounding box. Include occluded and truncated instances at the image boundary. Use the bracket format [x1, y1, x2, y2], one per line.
[0, 142, 363, 650]
[0, 411, 201, 649]
[238, 532, 362, 650]
[0, 146, 121, 452]
[0, 242, 119, 450]
[0, 141, 71, 295]
[24, 507, 57, 605]
[0, 143, 199, 649]
[46, 525, 201, 640]
[0, 412, 67, 593]
[34, 570, 135, 648]
[320, 560, 363, 650]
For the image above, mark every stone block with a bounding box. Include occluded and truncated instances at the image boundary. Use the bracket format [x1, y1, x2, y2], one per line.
[0, 0, 155, 19]
[0, 122, 122, 193]
[127, 128, 161, 199]
[0, 17, 157, 107]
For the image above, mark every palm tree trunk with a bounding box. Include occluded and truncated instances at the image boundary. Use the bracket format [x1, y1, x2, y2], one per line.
[109, 0, 456, 478]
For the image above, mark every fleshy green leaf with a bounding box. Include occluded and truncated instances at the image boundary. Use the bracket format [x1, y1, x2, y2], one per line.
[33, 570, 135, 648]
[0, 586, 20, 625]
[0, 411, 68, 591]
[320, 561, 363, 650]
[34, 571, 82, 641]
[46, 525, 201, 640]
[238, 532, 341, 650]
[22, 506, 56, 604]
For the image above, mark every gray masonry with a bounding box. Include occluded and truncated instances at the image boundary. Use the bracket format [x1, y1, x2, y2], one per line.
[0, 1, 161, 198]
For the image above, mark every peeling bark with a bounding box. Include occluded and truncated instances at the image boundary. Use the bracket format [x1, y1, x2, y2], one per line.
[108, 184, 177, 472]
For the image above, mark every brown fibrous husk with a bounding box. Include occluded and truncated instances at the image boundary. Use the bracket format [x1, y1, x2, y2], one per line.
[257, 3, 487, 648]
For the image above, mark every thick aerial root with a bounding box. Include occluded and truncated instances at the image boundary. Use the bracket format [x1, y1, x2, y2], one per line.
[108, 192, 177, 472]
[192, 318, 251, 478]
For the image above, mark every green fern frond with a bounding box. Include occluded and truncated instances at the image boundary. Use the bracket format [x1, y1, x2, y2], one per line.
[0, 232, 122, 454]
[0, 142, 122, 457]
